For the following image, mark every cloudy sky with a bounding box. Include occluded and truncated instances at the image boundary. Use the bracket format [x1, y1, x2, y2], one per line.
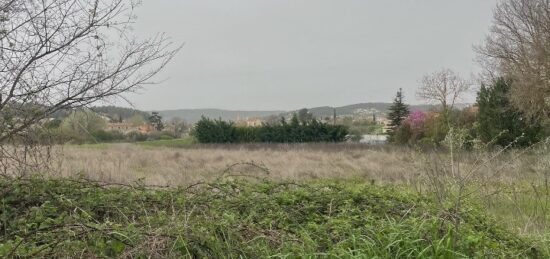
[120, 0, 498, 111]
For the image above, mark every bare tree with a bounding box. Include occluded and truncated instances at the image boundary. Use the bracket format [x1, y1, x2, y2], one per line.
[476, 0, 550, 119]
[0, 0, 180, 176]
[417, 68, 470, 114]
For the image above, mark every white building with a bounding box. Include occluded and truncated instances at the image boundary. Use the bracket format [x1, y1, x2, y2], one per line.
[360, 134, 387, 145]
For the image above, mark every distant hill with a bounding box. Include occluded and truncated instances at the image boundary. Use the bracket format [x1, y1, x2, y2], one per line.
[298, 103, 437, 119]
[155, 103, 440, 123]
[156, 109, 285, 123]
[87, 102, 471, 123]
[91, 106, 150, 120]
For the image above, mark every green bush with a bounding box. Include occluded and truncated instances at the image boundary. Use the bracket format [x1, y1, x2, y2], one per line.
[91, 130, 125, 143]
[127, 131, 149, 142]
[193, 117, 237, 143]
[0, 178, 544, 258]
[476, 78, 544, 148]
[193, 116, 349, 144]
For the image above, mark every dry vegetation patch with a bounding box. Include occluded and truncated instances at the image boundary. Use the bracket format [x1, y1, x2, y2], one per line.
[57, 143, 417, 186]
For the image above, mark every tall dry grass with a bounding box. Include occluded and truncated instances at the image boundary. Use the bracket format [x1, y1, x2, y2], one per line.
[53, 143, 545, 187]
[55, 144, 420, 186]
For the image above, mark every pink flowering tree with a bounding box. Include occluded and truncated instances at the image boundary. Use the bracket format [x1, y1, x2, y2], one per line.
[405, 110, 426, 130]
[402, 110, 427, 143]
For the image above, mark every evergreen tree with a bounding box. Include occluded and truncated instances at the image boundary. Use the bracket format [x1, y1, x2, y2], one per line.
[476, 77, 542, 147]
[193, 116, 348, 143]
[297, 108, 314, 125]
[387, 88, 410, 142]
[148, 112, 164, 131]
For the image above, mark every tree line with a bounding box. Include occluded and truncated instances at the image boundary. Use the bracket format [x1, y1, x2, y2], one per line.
[193, 114, 348, 143]
[384, 0, 550, 149]
[386, 76, 546, 149]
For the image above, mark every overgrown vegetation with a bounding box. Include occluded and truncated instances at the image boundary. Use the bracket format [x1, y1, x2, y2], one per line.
[1, 177, 545, 258]
[476, 77, 544, 147]
[388, 77, 549, 148]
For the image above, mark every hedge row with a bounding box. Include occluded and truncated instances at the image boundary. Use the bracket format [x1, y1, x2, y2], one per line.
[194, 116, 348, 143]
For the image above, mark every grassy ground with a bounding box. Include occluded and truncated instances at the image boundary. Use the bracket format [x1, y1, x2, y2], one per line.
[135, 137, 197, 148]
[64, 137, 197, 149]
[12, 142, 550, 257]
[1, 177, 545, 258]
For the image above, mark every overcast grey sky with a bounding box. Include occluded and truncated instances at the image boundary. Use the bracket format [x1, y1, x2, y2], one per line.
[120, 0, 497, 111]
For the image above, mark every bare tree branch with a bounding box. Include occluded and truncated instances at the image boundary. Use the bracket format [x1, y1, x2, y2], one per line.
[0, 0, 181, 176]
[417, 68, 470, 113]
[476, 0, 550, 119]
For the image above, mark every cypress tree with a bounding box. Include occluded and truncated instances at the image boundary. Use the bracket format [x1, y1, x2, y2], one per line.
[387, 88, 410, 142]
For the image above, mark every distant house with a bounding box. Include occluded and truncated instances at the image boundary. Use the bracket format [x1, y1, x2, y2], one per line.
[360, 134, 387, 145]
[381, 119, 392, 134]
[106, 123, 154, 134]
[466, 105, 479, 114]
[106, 123, 136, 133]
[245, 118, 263, 127]
[138, 123, 155, 134]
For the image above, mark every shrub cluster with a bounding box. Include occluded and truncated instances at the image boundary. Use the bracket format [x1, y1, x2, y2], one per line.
[193, 116, 349, 143]
[36, 126, 179, 145]
[390, 78, 548, 149]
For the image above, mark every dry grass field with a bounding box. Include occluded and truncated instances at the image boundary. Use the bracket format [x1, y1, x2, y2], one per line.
[56, 143, 419, 186]
[55, 142, 546, 187]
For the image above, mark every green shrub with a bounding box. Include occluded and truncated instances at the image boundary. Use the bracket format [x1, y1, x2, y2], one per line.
[127, 131, 149, 142]
[91, 130, 125, 143]
[0, 178, 544, 258]
[476, 78, 544, 148]
[193, 116, 349, 144]
[193, 117, 237, 143]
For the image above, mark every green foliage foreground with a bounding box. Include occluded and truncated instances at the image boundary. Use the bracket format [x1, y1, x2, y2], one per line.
[0, 178, 544, 258]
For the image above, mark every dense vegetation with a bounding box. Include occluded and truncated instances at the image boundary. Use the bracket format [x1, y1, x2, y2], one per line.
[0, 178, 544, 258]
[90, 106, 151, 122]
[476, 78, 544, 147]
[388, 77, 549, 148]
[40, 110, 188, 145]
[194, 115, 349, 143]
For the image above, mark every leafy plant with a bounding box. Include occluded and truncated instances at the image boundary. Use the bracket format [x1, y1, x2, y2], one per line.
[0, 177, 544, 258]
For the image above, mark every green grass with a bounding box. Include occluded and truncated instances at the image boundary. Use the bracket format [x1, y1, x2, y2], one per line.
[482, 183, 550, 238]
[1, 178, 545, 258]
[136, 137, 196, 148]
[64, 137, 197, 149]
[65, 142, 112, 149]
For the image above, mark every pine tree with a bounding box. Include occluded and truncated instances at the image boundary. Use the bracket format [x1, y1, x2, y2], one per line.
[387, 88, 410, 142]
[148, 112, 164, 131]
[476, 78, 542, 147]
